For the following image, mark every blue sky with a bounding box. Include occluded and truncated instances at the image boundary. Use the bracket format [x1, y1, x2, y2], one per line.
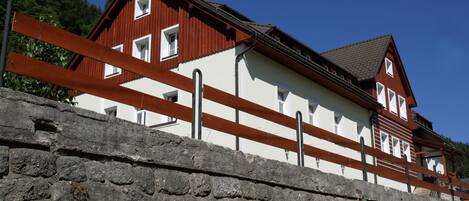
[89, 0, 469, 143]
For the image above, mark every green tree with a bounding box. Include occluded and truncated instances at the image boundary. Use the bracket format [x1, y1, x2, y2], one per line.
[1, 0, 101, 104]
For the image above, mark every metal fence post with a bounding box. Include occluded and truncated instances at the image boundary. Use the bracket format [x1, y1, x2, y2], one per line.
[191, 69, 203, 140]
[296, 111, 304, 167]
[433, 165, 441, 198]
[0, 0, 13, 87]
[360, 137, 368, 182]
[404, 155, 411, 193]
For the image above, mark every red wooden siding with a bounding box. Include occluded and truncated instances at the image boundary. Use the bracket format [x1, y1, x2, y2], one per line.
[374, 48, 413, 129]
[373, 114, 416, 175]
[74, 0, 238, 84]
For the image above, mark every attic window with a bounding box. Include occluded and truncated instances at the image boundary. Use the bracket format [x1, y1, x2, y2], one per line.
[104, 44, 123, 78]
[385, 58, 393, 77]
[134, 0, 151, 19]
[160, 24, 179, 61]
[388, 89, 397, 114]
[398, 95, 407, 120]
[376, 82, 386, 108]
[133, 34, 151, 63]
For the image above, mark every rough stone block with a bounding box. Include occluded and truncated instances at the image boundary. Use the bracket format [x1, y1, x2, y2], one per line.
[85, 161, 105, 183]
[154, 169, 190, 195]
[133, 166, 155, 195]
[211, 177, 242, 199]
[0, 178, 50, 200]
[52, 181, 127, 201]
[189, 173, 211, 197]
[10, 148, 56, 177]
[105, 161, 133, 185]
[57, 156, 87, 182]
[0, 146, 8, 176]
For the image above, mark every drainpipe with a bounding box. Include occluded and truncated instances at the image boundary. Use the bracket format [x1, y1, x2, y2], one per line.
[369, 111, 378, 184]
[0, 0, 13, 87]
[234, 32, 258, 151]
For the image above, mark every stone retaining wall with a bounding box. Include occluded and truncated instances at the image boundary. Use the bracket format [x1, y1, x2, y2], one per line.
[0, 88, 443, 201]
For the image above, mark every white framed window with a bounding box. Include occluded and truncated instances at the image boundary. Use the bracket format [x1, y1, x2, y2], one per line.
[136, 108, 146, 125]
[357, 123, 365, 142]
[134, 0, 151, 19]
[334, 113, 342, 135]
[277, 88, 288, 115]
[308, 101, 318, 126]
[388, 89, 397, 114]
[104, 106, 117, 117]
[398, 95, 407, 120]
[133, 34, 151, 63]
[163, 91, 178, 123]
[380, 131, 390, 154]
[160, 24, 179, 61]
[385, 57, 393, 77]
[403, 142, 411, 162]
[376, 82, 387, 108]
[392, 137, 401, 158]
[104, 44, 123, 78]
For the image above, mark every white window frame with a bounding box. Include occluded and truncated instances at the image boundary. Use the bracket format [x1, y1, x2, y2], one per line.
[334, 113, 342, 135]
[357, 123, 365, 142]
[403, 142, 411, 162]
[104, 106, 117, 117]
[160, 24, 179, 61]
[398, 95, 408, 120]
[308, 101, 318, 126]
[380, 131, 390, 154]
[132, 34, 152, 63]
[134, 0, 151, 20]
[277, 88, 288, 115]
[385, 57, 393, 77]
[388, 88, 397, 114]
[392, 136, 401, 158]
[163, 91, 178, 123]
[104, 44, 123, 79]
[136, 108, 147, 125]
[376, 82, 387, 108]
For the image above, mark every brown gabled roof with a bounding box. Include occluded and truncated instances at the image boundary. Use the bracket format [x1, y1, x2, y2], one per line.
[321, 35, 392, 81]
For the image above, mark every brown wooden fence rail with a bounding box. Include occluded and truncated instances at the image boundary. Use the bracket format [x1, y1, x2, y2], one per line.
[6, 12, 469, 199]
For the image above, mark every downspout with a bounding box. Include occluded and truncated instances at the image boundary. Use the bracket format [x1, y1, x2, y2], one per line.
[369, 111, 378, 184]
[234, 31, 258, 151]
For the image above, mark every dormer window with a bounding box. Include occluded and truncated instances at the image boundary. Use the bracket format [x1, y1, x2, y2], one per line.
[385, 58, 393, 77]
[133, 35, 151, 63]
[134, 0, 151, 19]
[160, 25, 179, 61]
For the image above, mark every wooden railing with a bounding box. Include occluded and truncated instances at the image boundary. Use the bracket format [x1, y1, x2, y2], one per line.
[6, 12, 469, 199]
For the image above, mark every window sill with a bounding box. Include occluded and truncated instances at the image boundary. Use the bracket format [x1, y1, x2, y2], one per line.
[134, 13, 150, 20]
[386, 72, 394, 78]
[160, 54, 178, 62]
[104, 72, 122, 79]
[149, 119, 178, 129]
[400, 116, 408, 121]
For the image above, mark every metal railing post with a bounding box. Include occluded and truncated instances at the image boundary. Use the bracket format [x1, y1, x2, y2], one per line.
[296, 111, 304, 167]
[360, 137, 368, 182]
[434, 165, 441, 198]
[0, 0, 13, 87]
[404, 155, 411, 193]
[191, 69, 203, 140]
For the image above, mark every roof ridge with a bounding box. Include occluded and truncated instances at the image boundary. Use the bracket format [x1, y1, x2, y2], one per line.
[321, 34, 392, 55]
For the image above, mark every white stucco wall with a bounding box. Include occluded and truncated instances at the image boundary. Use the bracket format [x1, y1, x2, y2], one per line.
[74, 44, 415, 189]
